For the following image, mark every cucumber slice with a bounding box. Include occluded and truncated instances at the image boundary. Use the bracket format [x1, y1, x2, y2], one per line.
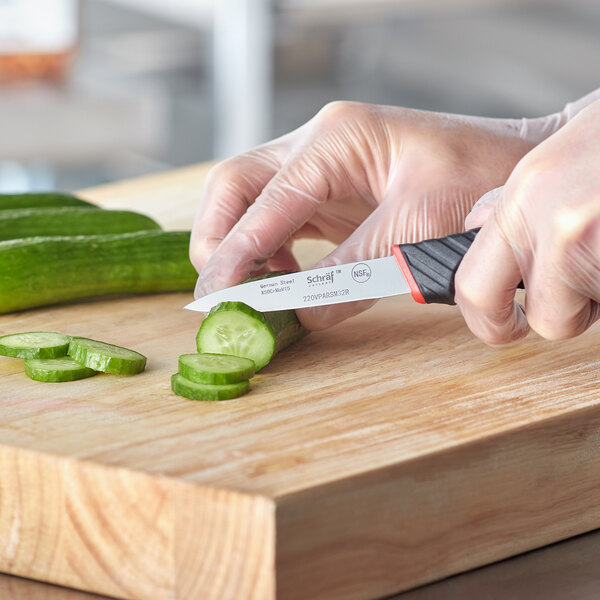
[24, 357, 98, 382]
[196, 302, 276, 371]
[178, 353, 255, 385]
[171, 373, 250, 401]
[0, 331, 71, 358]
[68, 337, 146, 375]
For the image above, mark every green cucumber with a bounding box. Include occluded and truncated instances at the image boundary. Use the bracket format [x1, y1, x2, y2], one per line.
[171, 373, 250, 401]
[0, 192, 98, 210]
[0, 331, 71, 358]
[196, 300, 307, 371]
[0, 207, 160, 241]
[24, 357, 98, 382]
[178, 353, 255, 384]
[0, 230, 197, 313]
[68, 337, 146, 375]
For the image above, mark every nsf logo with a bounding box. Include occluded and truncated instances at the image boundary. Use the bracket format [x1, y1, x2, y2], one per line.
[351, 263, 371, 283]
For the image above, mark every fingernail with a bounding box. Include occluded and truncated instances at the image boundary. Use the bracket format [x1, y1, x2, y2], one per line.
[194, 276, 210, 299]
[465, 186, 503, 228]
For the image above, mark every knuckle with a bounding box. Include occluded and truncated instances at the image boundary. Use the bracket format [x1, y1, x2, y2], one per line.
[315, 100, 370, 128]
[189, 236, 217, 271]
[454, 270, 489, 312]
[479, 329, 514, 347]
[501, 160, 547, 219]
[527, 309, 589, 341]
[204, 157, 240, 188]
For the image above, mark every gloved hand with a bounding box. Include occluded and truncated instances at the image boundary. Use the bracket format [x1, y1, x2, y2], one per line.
[191, 90, 598, 330]
[455, 98, 600, 344]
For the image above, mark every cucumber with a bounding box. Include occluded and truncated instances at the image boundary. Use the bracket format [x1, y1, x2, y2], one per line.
[178, 353, 255, 384]
[24, 357, 98, 382]
[171, 373, 250, 401]
[0, 331, 71, 358]
[68, 337, 146, 375]
[0, 192, 98, 210]
[0, 207, 160, 241]
[196, 300, 307, 371]
[0, 230, 197, 313]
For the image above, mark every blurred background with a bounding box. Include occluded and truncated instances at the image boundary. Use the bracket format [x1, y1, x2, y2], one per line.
[0, 0, 598, 192]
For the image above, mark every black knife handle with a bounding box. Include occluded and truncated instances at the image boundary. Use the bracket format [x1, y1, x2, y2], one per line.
[392, 228, 525, 305]
[391, 228, 485, 305]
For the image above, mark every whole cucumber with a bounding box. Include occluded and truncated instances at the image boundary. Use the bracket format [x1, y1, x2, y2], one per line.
[0, 230, 197, 313]
[0, 207, 160, 241]
[0, 192, 98, 210]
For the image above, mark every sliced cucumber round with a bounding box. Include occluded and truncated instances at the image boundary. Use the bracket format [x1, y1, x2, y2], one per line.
[171, 373, 250, 401]
[68, 337, 146, 375]
[0, 331, 71, 359]
[178, 353, 255, 385]
[196, 302, 275, 371]
[24, 357, 98, 382]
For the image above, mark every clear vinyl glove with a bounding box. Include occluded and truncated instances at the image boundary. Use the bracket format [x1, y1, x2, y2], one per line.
[190, 91, 596, 331]
[456, 96, 600, 345]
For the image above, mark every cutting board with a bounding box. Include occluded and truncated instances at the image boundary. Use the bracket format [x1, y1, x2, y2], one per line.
[1, 165, 600, 600]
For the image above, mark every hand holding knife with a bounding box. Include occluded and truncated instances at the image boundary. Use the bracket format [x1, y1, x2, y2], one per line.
[186, 229, 501, 313]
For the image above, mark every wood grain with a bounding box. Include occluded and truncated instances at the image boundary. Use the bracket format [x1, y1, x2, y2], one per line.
[0, 163, 598, 599]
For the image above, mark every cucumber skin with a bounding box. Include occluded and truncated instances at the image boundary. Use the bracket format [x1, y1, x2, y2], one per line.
[0, 332, 71, 359]
[68, 337, 147, 375]
[196, 299, 308, 371]
[0, 192, 98, 210]
[0, 230, 197, 314]
[178, 353, 256, 385]
[171, 373, 250, 401]
[0, 207, 160, 241]
[24, 358, 98, 382]
[245, 271, 309, 357]
[262, 310, 309, 356]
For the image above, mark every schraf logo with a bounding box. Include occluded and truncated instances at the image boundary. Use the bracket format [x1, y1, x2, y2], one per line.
[351, 263, 371, 283]
[307, 270, 334, 286]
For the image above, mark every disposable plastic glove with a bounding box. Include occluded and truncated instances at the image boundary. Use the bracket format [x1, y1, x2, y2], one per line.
[191, 92, 596, 330]
[455, 98, 600, 344]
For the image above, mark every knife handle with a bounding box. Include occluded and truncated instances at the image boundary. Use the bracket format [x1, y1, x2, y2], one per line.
[392, 228, 526, 305]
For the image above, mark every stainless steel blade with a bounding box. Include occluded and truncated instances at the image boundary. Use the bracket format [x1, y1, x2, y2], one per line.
[185, 256, 410, 313]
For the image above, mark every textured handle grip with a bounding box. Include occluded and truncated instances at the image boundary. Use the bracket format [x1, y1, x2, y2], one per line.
[391, 229, 480, 305]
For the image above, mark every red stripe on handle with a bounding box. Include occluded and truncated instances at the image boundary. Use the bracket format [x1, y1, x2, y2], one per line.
[391, 244, 426, 304]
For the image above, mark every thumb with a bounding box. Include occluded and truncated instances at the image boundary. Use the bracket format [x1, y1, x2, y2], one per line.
[465, 186, 503, 229]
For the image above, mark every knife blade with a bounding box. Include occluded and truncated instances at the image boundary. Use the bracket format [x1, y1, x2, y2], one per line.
[185, 228, 481, 313]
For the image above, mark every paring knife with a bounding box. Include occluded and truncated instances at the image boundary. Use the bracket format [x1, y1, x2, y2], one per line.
[186, 228, 483, 313]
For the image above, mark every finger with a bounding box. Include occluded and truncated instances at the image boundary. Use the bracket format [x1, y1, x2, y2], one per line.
[190, 145, 282, 273]
[266, 243, 302, 274]
[195, 151, 336, 297]
[522, 215, 600, 340]
[297, 205, 395, 330]
[464, 186, 503, 229]
[455, 219, 529, 345]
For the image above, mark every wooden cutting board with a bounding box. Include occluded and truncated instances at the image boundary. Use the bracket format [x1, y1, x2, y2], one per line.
[0, 164, 599, 600]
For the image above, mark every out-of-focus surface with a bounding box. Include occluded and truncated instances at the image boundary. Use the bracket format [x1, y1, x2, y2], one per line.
[2, 527, 600, 599]
[0, 0, 598, 189]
